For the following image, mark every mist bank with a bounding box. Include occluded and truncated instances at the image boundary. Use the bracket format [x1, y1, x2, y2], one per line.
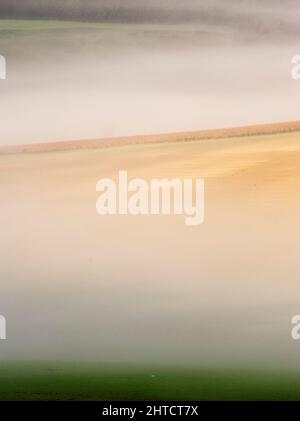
[0, 22, 298, 146]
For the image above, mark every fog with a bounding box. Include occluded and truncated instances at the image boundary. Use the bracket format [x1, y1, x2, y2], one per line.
[0, 18, 299, 146]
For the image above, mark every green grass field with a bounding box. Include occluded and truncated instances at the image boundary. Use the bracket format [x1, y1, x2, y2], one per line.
[0, 363, 300, 401]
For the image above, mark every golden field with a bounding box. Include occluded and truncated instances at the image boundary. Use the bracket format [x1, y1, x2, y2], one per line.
[0, 123, 299, 366]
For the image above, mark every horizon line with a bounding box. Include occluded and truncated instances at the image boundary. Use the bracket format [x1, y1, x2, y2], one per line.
[1, 120, 300, 156]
